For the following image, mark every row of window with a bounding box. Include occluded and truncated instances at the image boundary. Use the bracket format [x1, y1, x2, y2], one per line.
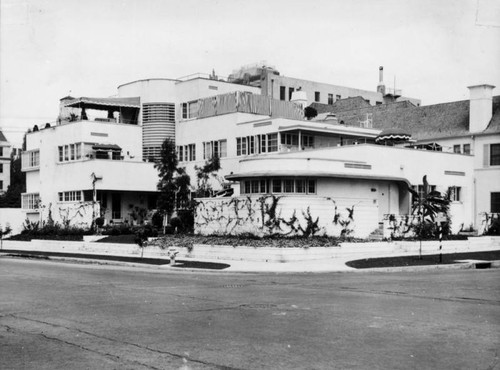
[58, 191, 82, 202]
[412, 185, 462, 202]
[58, 143, 83, 162]
[453, 143, 471, 155]
[177, 144, 196, 162]
[237, 133, 279, 156]
[241, 179, 317, 195]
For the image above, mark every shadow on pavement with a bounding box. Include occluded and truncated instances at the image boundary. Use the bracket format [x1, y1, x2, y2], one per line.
[0, 249, 230, 270]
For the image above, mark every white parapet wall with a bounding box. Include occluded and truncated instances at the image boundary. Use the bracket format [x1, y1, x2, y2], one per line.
[195, 195, 379, 239]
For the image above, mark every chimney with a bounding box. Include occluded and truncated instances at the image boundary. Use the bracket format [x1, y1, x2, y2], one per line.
[377, 66, 385, 95]
[468, 84, 495, 132]
[291, 90, 308, 109]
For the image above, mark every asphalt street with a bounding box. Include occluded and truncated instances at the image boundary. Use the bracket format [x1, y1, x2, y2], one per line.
[1, 258, 499, 370]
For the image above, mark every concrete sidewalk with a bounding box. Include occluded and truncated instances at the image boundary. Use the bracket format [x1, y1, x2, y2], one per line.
[1, 236, 499, 273]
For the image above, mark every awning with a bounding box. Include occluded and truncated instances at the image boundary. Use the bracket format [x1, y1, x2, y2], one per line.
[375, 128, 411, 143]
[64, 97, 140, 109]
[92, 144, 122, 151]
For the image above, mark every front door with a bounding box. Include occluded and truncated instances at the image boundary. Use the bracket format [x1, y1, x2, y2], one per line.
[378, 183, 391, 220]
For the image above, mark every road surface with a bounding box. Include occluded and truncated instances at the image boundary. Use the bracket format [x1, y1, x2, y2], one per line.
[1, 258, 499, 369]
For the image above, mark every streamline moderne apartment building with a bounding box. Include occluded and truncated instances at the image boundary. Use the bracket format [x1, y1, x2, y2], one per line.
[21, 65, 499, 237]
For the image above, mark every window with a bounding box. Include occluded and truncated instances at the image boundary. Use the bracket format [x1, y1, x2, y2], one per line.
[328, 94, 334, 105]
[58, 144, 82, 162]
[375, 101, 382, 105]
[463, 144, 470, 155]
[280, 86, 286, 101]
[315, 91, 320, 102]
[449, 186, 461, 202]
[0, 164, 2, 173]
[268, 133, 278, 152]
[237, 134, 278, 156]
[23, 150, 40, 169]
[58, 191, 82, 202]
[412, 184, 437, 202]
[288, 87, 295, 101]
[336, 94, 341, 101]
[0, 180, 3, 190]
[178, 146, 184, 161]
[22, 193, 40, 209]
[203, 140, 225, 159]
[453, 145, 461, 154]
[295, 179, 306, 193]
[490, 143, 500, 166]
[491, 192, 500, 213]
[242, 178, 317, 195]
[284, 179, 294, 193]
[0, 147, 3, 156]
[308, 180, 316, 194]
[181, 101, 199, 119]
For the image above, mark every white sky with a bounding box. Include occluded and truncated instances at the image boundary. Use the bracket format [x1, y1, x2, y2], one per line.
[1, 0, 499, 146]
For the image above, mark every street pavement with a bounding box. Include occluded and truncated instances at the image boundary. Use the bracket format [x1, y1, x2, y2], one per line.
[1, 258, 499, 370]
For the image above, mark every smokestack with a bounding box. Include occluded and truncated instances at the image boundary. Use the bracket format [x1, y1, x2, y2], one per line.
[377, 66, 385, 95]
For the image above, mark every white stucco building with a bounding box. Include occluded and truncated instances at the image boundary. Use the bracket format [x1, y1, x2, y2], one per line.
[20, 65, 498, 237]
[0, 130, 12, 194]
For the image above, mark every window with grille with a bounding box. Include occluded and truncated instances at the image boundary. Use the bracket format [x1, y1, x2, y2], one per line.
[142, 103, 175, 123]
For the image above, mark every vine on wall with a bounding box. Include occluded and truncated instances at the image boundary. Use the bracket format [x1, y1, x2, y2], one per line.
[195, 195, 356, 237]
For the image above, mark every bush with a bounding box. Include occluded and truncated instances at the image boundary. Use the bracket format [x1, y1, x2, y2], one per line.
[152, 212, 163, 229]
[134, 225, 159, 247]
[177, 209, 194, 232]
[164, 225, 175, 234]
[170, 217, 182, 231]
[485, 216, 500, 235]
[95, 217, 105, 228]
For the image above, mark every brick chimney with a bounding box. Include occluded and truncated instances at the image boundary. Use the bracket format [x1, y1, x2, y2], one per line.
[468, 84, 495, 132]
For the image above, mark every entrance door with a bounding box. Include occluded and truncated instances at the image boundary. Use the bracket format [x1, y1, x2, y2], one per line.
[112, 193, 121, 220]
[378, 183, 391, 220]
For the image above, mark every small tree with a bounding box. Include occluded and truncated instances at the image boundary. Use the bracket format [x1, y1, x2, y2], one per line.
[194, 155, 221, 197]
[155, 138, 192, 224]
[408, 175, 451, 258]
[304, 106, 318, 120]
[0, 225, 12, 250]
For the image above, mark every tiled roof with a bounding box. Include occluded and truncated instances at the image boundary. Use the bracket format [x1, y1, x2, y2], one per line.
[310, 96, 500, 141]
[0, 130, 8, 142]
[310, 96, 371, 114]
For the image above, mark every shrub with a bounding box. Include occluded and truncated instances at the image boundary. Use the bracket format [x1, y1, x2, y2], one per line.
[177, 209, 194, 232]
[164, 224, 175, 234]
[152, 212, 163, 229]
[170, 217, 182, 232]
[95, 217, 105, 228]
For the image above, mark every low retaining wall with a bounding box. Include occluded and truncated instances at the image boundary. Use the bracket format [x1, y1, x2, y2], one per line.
[2, 237, 499, 263]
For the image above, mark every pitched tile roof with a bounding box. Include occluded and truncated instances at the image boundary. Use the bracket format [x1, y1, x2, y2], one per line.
[310, 96, 500, 141]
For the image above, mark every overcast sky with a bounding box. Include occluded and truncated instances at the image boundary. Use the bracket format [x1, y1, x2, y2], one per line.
[1, 0, 499, 146]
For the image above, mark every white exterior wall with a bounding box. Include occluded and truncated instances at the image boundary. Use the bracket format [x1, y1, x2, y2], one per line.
[23, 121, 157, 226]
[265, 75, 421, 106]
[475, 134, 500, 222]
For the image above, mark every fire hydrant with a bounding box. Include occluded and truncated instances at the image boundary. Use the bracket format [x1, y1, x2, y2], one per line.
[167, 247, 179, 266]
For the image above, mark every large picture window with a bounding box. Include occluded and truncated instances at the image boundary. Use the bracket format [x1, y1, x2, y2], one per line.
[241, 178, 317, 195]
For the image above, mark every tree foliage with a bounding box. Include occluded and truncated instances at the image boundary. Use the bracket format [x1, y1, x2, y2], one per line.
[194, 155, 221, 197]
[155, 138, 191, 217]
[0, 151, 25, 208]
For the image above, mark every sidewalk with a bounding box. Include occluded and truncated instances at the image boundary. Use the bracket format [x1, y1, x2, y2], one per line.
[1, 237, 499, 273]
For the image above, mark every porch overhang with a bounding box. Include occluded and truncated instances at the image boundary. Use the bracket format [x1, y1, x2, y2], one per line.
[225, 170, 411, 186]
[64, 97, 141, 110]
